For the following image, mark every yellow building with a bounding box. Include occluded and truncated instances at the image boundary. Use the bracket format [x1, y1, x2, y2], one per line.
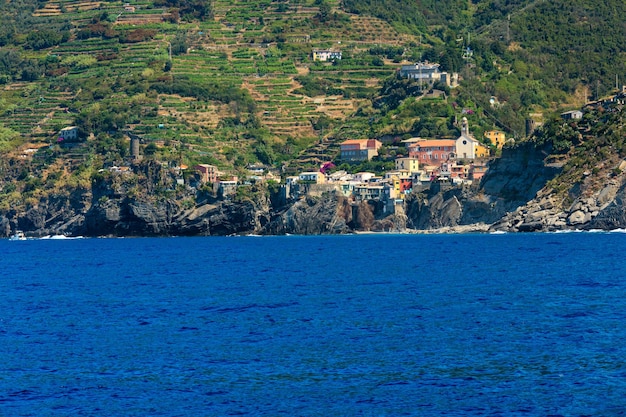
[395, 157, 421, 173]
[484, 130, 506, 149]
[475, 143, 490, 158]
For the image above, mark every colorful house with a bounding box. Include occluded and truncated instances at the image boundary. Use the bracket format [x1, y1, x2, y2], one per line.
[440, 161, 470, 181]
[470, 162, 489, 182]
[395, 157, 421, 173]
[384, 173, 413, 197]
[195, 164, 219, 183]
[484, 130, 506, 149]
[340, 139, 382, 162]
[298, 171, 326, 184]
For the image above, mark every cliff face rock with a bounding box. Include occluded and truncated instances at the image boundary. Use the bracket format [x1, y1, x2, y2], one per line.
[7, 127, 626, 237]
[1, 187, 90, 237]
[1, 160, 275, 237]
[82, 195, 272, 237]
[586, 186, 626, 230]
[83, 198, 180, 236]
[405, 187, 463, 229]
[492, 148, 626, 232]
[490, 164, 626, 233]
[263, 193, 352, 235]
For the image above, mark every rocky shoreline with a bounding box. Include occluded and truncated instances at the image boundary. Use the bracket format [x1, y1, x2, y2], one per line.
[4, 137, 626, 238]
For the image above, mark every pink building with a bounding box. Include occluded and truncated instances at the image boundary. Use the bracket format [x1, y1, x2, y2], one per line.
[470, 163, 488, 182]
[195, 164, 219, 183]
[408, 139, 456, 162]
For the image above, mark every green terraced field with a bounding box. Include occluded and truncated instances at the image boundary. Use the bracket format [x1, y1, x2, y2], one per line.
[1, 0, 422, 172]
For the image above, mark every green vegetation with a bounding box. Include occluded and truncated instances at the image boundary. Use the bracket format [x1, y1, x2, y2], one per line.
[0, 0, 624, 211]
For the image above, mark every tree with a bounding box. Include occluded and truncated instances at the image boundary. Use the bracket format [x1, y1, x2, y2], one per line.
[0, 124, 19, 152]
[316, 1, 331, 22]
[144, 142, 158, 156]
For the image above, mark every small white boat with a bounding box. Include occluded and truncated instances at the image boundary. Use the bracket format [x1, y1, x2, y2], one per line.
[9, 231, 26, 241]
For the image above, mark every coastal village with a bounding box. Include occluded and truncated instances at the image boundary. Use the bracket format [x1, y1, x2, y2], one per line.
[50, 117, 505, 217]
[34, 56, 626, 219]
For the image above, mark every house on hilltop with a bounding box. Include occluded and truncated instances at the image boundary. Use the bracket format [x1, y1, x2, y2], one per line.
[58, 126, 79, 141]
[561, 110, 583, 120]
[312, 49, 342, 62]
[399, 62, 458, 87]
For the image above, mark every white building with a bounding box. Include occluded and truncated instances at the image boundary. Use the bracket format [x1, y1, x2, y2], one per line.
[298, 171, 326, 184]
[312, 49, 342, 62]
[353, 172, 376, 183]
[455, 117, 489, 160]
[58, 126, 79, 141]
[399, 62, 458, 87]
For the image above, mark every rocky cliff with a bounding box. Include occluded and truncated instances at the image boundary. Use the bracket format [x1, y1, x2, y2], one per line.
[0, 161, 274, 238]
[408, 98, 626, 233]
[1, 189, 274, 238]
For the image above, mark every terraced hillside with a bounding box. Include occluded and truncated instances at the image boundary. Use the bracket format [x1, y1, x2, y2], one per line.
[0, 0, 424, 174]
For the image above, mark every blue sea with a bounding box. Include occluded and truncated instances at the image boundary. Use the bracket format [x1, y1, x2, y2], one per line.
[2, 232, 626, 416]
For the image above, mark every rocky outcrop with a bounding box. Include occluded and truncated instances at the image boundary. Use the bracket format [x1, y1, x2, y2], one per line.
[262, 193, 352, 235]
[487, 154, 626, 233]
[0, 187, 90, 238]
[81, 194, 273, 237]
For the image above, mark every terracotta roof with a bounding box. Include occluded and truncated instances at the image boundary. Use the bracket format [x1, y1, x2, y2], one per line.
[410, 139, 456, 147]
[340, 139, 370, 145]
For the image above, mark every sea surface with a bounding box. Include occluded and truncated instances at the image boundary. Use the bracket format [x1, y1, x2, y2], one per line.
[1, 232, 626, 416]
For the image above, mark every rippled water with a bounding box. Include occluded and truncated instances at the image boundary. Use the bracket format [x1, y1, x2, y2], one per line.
[2, 233, 626, 416]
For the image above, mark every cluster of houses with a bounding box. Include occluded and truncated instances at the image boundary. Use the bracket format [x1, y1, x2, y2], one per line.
[189, 118, 506, 207]
[276, 118, 506, 211]
[194, 163, 247, 197]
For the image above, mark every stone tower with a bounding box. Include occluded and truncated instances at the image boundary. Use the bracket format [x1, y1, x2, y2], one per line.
[130, 136, 141, 163]
[461, 117, 469, 136]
